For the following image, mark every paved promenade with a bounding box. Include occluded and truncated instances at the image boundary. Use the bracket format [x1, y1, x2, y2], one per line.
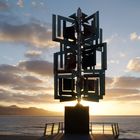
[0, 134, 139, 140]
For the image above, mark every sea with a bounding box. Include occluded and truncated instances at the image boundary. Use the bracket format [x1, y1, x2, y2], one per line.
[0, 116, 139, 139]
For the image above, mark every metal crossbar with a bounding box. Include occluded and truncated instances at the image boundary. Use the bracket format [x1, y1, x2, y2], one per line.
[90, 122, 119, 139]
[43, 122, 119, 139]
[44, 122, 64, 136]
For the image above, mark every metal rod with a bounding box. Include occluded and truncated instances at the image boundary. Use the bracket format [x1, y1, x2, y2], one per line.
[103, 123, 104, 134]
[51, 123, 54, 135]
[76, 8, 82, 103]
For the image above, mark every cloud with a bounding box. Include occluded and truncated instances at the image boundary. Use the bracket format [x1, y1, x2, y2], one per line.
[112, 76, 140, 88]
[0, 72, 21, 86]
[0, 89, 11, 100]
[106, 77, 114, 87]
[13, 93, 53, 103]
[130, 32, 140, 41]
[0, 60, 54, 93]
[105, 33, 126, 45]
[23, 75, 42, 83]
[0, 64, 21, 73]
[108, 59, 119, 64]
[105, 88, 140, 102]
[0, 63, 53, 104]
[112, 94, 140, 101]
[105, 76, 140, 102]
[127, 57, 140, 72]
[0, 90, 53, 104]
[31, 0, 45, 8]
[25, 50, 42, 58]
[0, 63, 52, 92]
[106, 88, 140, 97]
[18, 60, 53, 76]
[0, 64, 54, 103]
[0, 71, 43, 87]
[0, 22, 56, 48]
[10, 76, 48, 91]
[119, 52, 126, 58]
[1, 61, 140, 105]
[0, 1, 9, 10]
[106, 76, 140, 88]
[12, 86, 48, 91]
[0, 61, 53, 104]
[17, 0, 24, 8]
[105, 33, 118, 44]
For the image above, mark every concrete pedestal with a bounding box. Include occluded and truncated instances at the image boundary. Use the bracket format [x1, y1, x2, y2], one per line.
[64, 104, 89, 134]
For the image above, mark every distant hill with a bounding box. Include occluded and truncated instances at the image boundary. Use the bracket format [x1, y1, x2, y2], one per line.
[0, 105, 62, 116]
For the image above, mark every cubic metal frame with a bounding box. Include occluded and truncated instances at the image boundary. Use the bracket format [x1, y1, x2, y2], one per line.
[53, 8, 107, 102]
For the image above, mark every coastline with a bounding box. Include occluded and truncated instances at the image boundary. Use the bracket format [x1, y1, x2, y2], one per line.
[0, 116, 139, 139]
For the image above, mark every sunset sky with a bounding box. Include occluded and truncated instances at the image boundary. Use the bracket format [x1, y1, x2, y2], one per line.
[0, 0, 140, 115]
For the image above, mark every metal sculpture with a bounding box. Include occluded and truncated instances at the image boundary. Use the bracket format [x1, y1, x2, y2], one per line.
[53, 8, 107, 103]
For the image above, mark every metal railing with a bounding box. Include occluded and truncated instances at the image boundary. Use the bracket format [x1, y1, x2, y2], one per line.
[44, 122, 119, 139]
[44, 122, 64, 136]
[89, 122, 119, 139]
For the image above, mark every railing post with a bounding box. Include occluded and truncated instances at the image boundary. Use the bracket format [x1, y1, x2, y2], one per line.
[103, 123, 104, 134]
[91, 122, 92, 134]
[51, 123, 54, 135]
[62, 122, 64, 133]
[115, 123, 117, 137]
[116, 123, 119, 137]
[115, 123, 118, 138]
[114, 123, 119, 139]
[111, 123, 119, 139]
[59, 122, 62, 133]
[111, 124, 115, 137]
[44, 124, 47, 136]
[58, 122, 60, 133]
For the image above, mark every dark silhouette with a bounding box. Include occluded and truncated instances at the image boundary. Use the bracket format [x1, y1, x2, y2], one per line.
[53, 8, 107, 103]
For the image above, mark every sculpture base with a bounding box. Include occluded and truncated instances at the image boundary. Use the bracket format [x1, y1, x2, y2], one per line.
[64, 104, 89, 134]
